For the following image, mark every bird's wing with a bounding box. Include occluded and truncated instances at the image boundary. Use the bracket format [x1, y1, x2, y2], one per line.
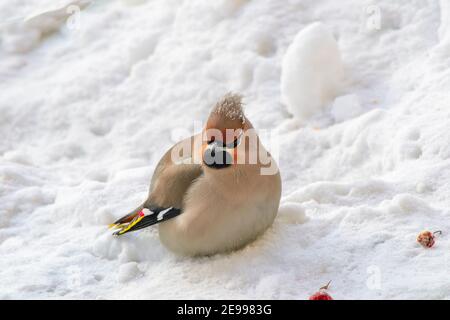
[146, 134, 203, 209]
[110, 135, 203, 236]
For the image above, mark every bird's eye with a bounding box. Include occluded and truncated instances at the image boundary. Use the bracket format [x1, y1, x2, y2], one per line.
[225, 135, 241, 149]
[207, 132, 242, 148]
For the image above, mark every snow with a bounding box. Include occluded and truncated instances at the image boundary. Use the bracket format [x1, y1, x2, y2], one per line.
[0, 1, 90, 54]
[331, 94, 363, 123]
[281, 22, 345, 121]
[117, 262, 141, 283]
[0, 0, 449, 299]
[277, 202, 308, 225]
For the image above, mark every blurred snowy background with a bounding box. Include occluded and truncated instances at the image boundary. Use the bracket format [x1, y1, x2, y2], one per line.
[1, 0, 450, 299]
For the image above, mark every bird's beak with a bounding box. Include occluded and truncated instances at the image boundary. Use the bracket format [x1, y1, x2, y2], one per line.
[203, 141, 233, 169]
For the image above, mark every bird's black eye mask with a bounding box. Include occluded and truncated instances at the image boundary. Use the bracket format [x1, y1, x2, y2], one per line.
[204, 132, 243, 169]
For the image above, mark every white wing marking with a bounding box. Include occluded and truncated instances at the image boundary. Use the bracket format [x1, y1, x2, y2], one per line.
[157, 208, 172, 221]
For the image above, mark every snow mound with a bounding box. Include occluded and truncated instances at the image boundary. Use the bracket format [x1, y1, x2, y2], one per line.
[0, 0, 91, 54]
[277, 202, 308, 224]
[439, 0, 450, 43]
[281, 22, 345, 121]
[117, 262, 141, 283]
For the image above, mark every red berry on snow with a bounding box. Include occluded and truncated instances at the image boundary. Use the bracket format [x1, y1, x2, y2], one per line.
[417, 230, 441, 248]
[309, 291, 333, 300]
[309, 281, 333, 300]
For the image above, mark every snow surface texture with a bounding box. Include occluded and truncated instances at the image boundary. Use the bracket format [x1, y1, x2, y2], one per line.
[0, 0, 449, 299]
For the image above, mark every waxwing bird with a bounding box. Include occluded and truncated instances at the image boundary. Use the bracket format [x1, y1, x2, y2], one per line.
[110, 93, 282, 256]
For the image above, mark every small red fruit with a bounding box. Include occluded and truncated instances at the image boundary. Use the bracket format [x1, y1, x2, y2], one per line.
[309, 281, 333, 300]
[417, 230, 441, 248]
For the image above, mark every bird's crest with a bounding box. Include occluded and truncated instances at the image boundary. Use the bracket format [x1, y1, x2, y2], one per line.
[211, 93, 245, 123]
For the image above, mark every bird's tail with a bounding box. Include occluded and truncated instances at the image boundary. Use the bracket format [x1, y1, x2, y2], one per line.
[109, 204, 182, 236]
